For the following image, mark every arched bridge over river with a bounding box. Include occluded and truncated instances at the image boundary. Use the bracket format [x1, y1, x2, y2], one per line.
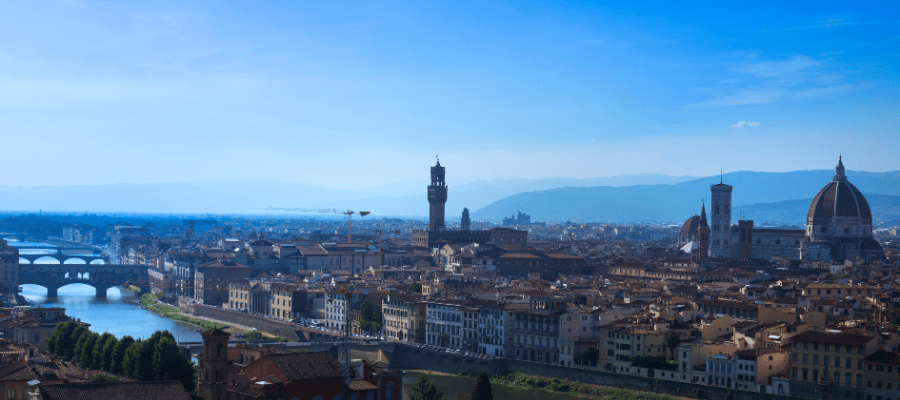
[19, 264, 148, 298]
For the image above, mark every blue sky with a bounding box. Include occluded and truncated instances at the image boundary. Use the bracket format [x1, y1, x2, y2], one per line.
[0, 1, 897, 189]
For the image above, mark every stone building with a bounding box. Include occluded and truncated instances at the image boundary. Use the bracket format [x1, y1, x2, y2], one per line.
[193, 261, 251, 306]
[0, 239, 19, 292]
[682, 157, 883, 262]
[789, 329, 878, 400]
[412, 160, 527, 249]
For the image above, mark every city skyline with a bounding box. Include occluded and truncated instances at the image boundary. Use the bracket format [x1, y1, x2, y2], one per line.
[0, 1, 897, 189]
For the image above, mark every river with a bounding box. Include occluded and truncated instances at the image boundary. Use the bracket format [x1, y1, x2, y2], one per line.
[20, 284, 202, 343]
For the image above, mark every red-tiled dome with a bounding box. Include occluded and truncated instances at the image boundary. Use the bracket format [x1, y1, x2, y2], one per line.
[680, 215, 700, 237]
[807, 157, 872, 225]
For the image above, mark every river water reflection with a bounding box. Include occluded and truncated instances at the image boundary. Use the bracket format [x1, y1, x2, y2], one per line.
[21, 284, 201, 343]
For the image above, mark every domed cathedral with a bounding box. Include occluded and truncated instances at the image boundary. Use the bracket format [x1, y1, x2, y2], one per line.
[678, 157, 883, 262]
[800, 157, 884, 262]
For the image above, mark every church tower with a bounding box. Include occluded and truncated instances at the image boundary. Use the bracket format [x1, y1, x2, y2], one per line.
[199, 328, 230, 400]
[428, 158, 447, 232]
[710, 180, 733, 258]
[697, 202, 710, 261]
[461, 208, 471, 231]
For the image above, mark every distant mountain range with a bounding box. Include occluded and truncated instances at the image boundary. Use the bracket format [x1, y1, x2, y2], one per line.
[0, 170, 897, 224]
[471, 170, 900, 224]
[736, 194, 900, 226]
[0, 174, 696, 216]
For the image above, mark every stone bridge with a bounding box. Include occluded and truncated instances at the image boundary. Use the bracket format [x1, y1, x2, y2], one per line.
[19, 264, 149, 298]
[12, 241, 108, 264]
[17, 251, 107, 264]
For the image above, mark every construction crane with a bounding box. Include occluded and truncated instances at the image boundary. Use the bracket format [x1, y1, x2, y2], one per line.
[266, 208, 370, 243]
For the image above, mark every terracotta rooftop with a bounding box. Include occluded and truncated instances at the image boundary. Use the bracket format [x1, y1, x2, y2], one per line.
[791, 330, 875, 347]
[39, 381, 192, 400]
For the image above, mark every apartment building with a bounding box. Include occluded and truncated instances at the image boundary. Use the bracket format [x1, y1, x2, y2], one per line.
[790, 330, 878, 400]
[193, 261, 252, 306]
[462, 305, 479, 354]
[863, 349, 900, 400]
[478, 301, 511, 357]
[425, 299, 465, 349]
[509, 298, 567, 364]
[382, 294, 425, 344]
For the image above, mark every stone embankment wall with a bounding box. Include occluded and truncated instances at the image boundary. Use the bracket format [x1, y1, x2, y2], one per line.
[390, 344, 801, 400]
[177, 298, 300, 341]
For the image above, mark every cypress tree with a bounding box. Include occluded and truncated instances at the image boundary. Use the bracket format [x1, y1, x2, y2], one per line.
[471, 372, 493, 400]
[63, 325, 89, 361]
[152, 337, 181, 381]
[73, 331, 92, 364]
[111, 335, 135, 374]
[134, 339, 157, 380]
[99, 336, 119, 371]
[92, 333, 115, 370]
[79, 333, 100, 367]
[122, 338, 142, 378]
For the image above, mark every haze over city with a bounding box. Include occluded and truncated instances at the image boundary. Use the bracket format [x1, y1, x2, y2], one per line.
[1, 1, 898, 191]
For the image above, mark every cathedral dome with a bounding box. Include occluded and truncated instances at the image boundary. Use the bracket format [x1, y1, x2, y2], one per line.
[806, 157, 872, 226]
[680, 215, 700, 237]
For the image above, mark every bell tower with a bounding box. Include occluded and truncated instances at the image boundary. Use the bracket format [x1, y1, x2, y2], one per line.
[428, 157, 447, 232]
[199, 328, 230, 400]
[697, 202, 710, 262]
[710, 178, 733, 258]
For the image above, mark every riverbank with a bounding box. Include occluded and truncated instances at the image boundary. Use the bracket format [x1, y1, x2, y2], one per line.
[140, 294, 236, 333]
[140, 294, 288, 340]
[403, 370, 682, 400]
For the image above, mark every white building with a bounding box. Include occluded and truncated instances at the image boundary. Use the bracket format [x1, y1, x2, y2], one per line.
[425, 299, 465, 349]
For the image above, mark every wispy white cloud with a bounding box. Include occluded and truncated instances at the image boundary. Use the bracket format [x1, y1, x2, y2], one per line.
[694, 52, 863, 108]
[730, 121, 761, 129]
[693, 90, 784, 108]
[731, 55, 819, 79]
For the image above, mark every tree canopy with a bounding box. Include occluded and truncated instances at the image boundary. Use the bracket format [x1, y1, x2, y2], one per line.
[46, 323, 195, 392]
[409, 374, 445, 400]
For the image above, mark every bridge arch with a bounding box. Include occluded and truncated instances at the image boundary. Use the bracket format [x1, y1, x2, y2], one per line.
[90, 259, 106, 265]
[63, 258, 87, 264]
[21, 282, 118, 299]
[18, 257, 31, 264]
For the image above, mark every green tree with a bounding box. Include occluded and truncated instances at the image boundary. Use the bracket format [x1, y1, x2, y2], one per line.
[110, 335, 134, 374]
[79, 333, 100, 367]
[47, 321, 78, 355]
[580, 348, 599, 367]
[358, 299, 383, 334]
[471, 373, 493, 400]
[98, 335, 119, 371]
[73, 330, 93, 364]
[91, 333, 114, 370]
[666, 330, 682, 360]
[135, 337, 159, 381]
[152, 337, 180, 381]
[122, 338, 142, 378]
[409, 374, 445, 400]
[62, 325, 89, 361]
